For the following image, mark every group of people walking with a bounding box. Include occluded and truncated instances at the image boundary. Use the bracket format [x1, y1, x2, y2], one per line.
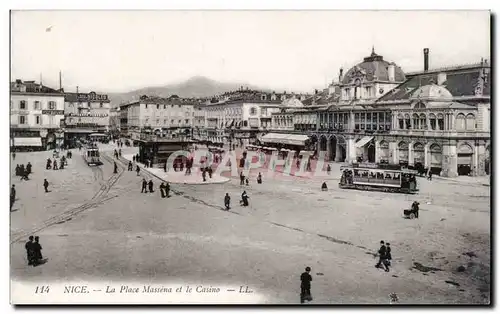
[375, 240, 392, 272]
[15, 162, 32, 181]
[140, 178, 171, 198]
[25, 236, 43, 266]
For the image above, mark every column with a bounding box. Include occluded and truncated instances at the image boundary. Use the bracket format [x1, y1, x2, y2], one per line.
[424, 145, 429, 168]
[326, 139, 332, 161]
[375, 140, 380, 163]
[476, 144, 486, 176]
[442, 144, 458, 177]
[408, 141, 414, 166]
[346, 136, 356, 163]
[316, 140, 321, 154]
[389, 141, 398, 164]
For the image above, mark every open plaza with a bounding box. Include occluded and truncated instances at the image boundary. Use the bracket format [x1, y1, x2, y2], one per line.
[10, 141, 490, 304]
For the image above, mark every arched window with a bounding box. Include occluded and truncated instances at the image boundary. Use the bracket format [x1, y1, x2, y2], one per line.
[398, 113, 404, 130]
[419, 113, 426, 130]
[404, 114, 411, 130]
[398, 141, 408, 150]
[379, 140, 389, 149]
[412, 113, 419, 129]
[455, 113, 466, 131]
[437, 113, 444, 130]
[466, 114, 476, 131]
[428, 113, 436, 130]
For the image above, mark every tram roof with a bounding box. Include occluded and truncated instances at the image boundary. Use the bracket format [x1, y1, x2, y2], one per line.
[340, 164, 418, 173]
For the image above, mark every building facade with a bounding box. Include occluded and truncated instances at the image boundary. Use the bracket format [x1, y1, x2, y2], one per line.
[267, 49, 491, 177]
[63, 91, 111, 145]
[10, 80, 65, 150]
[120, 95, 198, 140]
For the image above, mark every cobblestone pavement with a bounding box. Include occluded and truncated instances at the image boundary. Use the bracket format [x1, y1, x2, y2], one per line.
[10, 143, 491, 304]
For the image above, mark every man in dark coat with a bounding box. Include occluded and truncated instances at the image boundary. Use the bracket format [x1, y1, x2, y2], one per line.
[32, 236, 43, 266]
[136, 165, 140, 176]
[10, 184, 16, 211]
[25, 236, 34, 265]
[224, 193, 231, 210]
[159, 182, 166, 198]
[43, 179, 49, 193]
[53, 160, 58, 170]
[300, 267, 313, 304]
[46, 158, 52, 170]
[15, 164, 20, 176]
[12, 152, 15, 160]
[202, 168, 207, 182]
[240, 172, 245, 186]
[141, 179, 147, 193]
[26, 162, 32, 175]
[148, 180, 154, 193]
[375, 240, 389, 271]
[257, 172, 262, 184]
[128, 161, 133, 171]
[133, 155, 136, 162]
[240, 191, 249, 207]
[165, 182, 170, 198]
[412, 201, 420, 219]
[207, 167, 213, 179]
[113, 161, 118, 174]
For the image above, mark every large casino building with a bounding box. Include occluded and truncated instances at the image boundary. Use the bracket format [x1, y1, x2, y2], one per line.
[264, 48, 490, 177]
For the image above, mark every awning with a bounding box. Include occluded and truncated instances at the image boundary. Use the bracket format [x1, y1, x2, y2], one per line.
[261, 133, 309, 146]
[355, 136, 374, 148]
[14, 137, 42, 147]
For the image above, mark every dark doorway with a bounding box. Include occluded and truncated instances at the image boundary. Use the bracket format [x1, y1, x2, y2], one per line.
[329, 137, 337, 161]
[367, 142, 376, 163]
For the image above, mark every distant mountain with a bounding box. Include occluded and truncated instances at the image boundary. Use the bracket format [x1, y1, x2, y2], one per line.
[107, 76, 269, 107]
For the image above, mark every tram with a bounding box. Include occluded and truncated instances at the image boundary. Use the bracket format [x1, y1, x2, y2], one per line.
[82, 143, 102, 166]
[339, 163, 419, 194]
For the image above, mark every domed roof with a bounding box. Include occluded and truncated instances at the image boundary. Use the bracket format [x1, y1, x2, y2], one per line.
[411, 84, 453, 100]
[341, 48, 406, 84]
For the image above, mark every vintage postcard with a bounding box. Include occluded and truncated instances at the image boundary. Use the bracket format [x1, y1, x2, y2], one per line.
[9, 10, 491, 305]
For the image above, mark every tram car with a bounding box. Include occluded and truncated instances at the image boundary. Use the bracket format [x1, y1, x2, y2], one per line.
[339, 164, 419, 194]
[82, 144, 102, 166]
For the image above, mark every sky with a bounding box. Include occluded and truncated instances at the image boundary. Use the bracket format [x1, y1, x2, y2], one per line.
[10, 10, 490, 94]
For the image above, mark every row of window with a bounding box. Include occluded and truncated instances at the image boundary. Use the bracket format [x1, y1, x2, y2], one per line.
[12, 100, 57, 110]
[396, 113, 476, 131]
[143, 119, 191, 125]
[67, 102, 105, 108]
[144, 104, 191, 110]
[17, 115, 56, 125]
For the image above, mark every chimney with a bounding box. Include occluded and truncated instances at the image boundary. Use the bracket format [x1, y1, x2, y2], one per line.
[437, 72, 447, 85]
[339, 67, 344, 82]
[388, 63, 395, 82]
[59, 71, 62, 91]
[424, 48, 429, 71]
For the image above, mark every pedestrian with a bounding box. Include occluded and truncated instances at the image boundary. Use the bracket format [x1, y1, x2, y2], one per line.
[224, 193, 231, 210]
[428, 170, 433, 181]
[327, 164, 331, 175]
[202, 168, 207, 182]
[21, 168, 29, 181]
[240, 171, 245, 186]
[136, 165, 140, 176]
[375, 240, 389, 272]
[113, 161, 118, 174]
[159, 182, 166, 198]
[32, 236, 43, 266]
[257, 172, 262, 184]
[300, 267, 313, 304]
[53, 160, 58, 170]
[119, 149, 122, 157]
[141, 179, 148, 193]
[20, 164, 25, 175]
[12, 152, 16, 160]
[164, 162, 167, 173]
[321, 182, 328, 191]
[43, 179, 49, 193]
[133, 155, 136, 162]
[26, 162, 32, 175]
[114, 149, 118, 159]
[385, 243, 392, 267]
[412, 201, 420, 219]
[46, 158, 52, 170]
[10, 184, 16, 211]
[240, 191, 249, 206]
[148, 180, 154, 193]
[208, 167, 213, 179]
[165, 182, 170, 198]
[245, 177, 249, 186]
[25, 236, 34, 266]
[128, 161, 133, 171]
[15, 164, 20, 176]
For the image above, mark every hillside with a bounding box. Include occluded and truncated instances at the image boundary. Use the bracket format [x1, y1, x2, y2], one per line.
[107, 76, 268, 107]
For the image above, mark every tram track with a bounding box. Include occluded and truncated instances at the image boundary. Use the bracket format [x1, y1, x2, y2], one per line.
[11, 151, 127, 244]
